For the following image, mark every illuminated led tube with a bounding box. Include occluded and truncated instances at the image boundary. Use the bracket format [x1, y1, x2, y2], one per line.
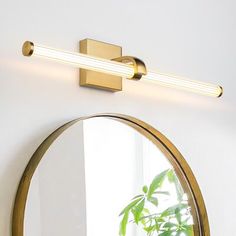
[143, 72, 223, 97]
[22, 41, 223, 97]
[22, 41, 134, 78]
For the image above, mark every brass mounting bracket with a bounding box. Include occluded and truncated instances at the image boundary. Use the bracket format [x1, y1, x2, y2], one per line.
[112, 56, 147, 80]
[79, 39, 146, 92]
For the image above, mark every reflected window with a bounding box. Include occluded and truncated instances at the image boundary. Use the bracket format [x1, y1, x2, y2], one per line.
[83, 118, 194, 236]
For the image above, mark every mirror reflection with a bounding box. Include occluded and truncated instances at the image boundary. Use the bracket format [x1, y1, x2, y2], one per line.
[25, 117, 195, 236]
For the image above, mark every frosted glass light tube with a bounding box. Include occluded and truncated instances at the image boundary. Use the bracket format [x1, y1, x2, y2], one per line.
[22, 41, 223, 97]
[143, 71, 223, 97]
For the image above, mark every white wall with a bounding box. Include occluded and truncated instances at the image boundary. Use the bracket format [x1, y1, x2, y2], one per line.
[0, 0, 235, 235]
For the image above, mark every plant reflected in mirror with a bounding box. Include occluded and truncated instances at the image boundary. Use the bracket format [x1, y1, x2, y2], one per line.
[119, 169, 194, 236]
[15, 116, 208, 236]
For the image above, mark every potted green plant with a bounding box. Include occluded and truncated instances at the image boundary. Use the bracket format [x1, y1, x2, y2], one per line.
[119, 169, 194, 236]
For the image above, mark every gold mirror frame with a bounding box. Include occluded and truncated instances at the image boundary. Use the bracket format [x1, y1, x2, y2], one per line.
[12, 113, 210, 236]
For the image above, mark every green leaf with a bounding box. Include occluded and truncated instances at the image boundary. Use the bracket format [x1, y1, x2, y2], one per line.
[119, 211, 129, 236]
[176, 226, 194, 236]
[147, 197, 158, 206]
[131, 194, 144, 200]
[132, 199, 145, 224]
[175, 232, 182, 236]
[143, 225, 155, 232]
[175, 184, 184, 202]
[167, 170, 184, 201]
[155, 217, 165, 223]
[161, 204, 188, 218]
[119, 197, 143, 216]
[183, 225, 194, 236]
[142, 185, 148, 193]
[158, 231, 172, 236]
[175, 208, 182, 224]
[142, 208, 150, 215]
[147, 169, 169, 198]
[153, 191, 170, 196]
[163, 222, 178, 229]
[167, 169, 175, 182]
[140, 215, 148, 226]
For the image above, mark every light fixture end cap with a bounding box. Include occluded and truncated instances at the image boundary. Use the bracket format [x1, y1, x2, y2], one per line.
[217, 86, 223, 97]
[22, 41, 34, 56]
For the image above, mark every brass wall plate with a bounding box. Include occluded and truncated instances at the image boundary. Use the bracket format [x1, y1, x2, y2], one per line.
[79, 39, 122, 92]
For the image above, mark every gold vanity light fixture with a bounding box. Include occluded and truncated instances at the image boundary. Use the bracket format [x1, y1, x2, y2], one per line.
[22, 39, 223, 97]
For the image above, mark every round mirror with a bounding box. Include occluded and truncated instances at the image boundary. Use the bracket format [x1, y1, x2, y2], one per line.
[12, 114, 209, 236]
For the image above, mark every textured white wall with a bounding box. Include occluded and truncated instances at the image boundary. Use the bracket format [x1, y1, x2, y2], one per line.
[0, 0, 235, 235]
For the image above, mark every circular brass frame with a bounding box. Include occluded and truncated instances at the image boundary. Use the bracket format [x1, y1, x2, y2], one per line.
[12, 113, 210, 236]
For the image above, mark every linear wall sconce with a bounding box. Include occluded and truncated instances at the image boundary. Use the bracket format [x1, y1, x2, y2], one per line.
[22, 39, 223, 97]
